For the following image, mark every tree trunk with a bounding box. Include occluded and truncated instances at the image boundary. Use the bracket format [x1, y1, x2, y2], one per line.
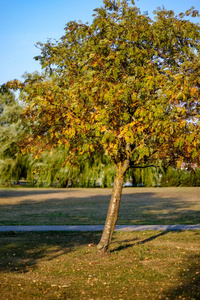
[97, 159, 130, 253]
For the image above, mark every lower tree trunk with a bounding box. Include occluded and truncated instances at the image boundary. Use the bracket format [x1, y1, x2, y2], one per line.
[97, 159, 130, 253]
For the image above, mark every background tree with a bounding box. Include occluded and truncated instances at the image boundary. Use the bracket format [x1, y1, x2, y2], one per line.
[161, 166, 200, 187]
[126, 165, 163, 187]
[0, 86, 29, 185]
[8, 0, 200, 252]
[32, 148, 116, 188]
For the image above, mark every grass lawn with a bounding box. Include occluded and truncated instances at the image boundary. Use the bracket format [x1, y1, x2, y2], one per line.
[0, 187, 200, 226]
[0, 187, 199, 299]
[0, 230, 199, 299]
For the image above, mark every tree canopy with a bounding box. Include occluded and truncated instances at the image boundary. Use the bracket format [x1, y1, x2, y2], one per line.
[7, 0, 200, 251]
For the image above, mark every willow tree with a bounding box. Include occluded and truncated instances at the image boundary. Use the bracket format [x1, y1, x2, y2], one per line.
[8, 0, 200, 252]
[0, 86, 27, 185]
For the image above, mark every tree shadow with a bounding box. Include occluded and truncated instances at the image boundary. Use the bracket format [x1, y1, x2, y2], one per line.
[0, 231, 102, 273]
[0, 189, 80, 198]
[0, 230, 171, 274]
[110, 230, 169, 252]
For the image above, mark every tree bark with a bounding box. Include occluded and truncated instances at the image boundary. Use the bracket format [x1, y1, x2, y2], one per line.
[97, 159, 130, 253]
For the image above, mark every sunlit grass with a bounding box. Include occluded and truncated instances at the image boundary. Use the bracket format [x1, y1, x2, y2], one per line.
[0, 230, 199, 299]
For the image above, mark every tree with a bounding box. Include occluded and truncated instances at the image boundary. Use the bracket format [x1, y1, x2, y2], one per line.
[0, 86, 28, 185]
[126, 165, 163, 187]
[7, 0, 200, 252]
[31, 148, 116, 188]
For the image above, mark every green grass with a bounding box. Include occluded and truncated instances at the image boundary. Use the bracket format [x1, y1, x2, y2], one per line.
[0, 230, 199, 299]
[0, 187, 200, 225]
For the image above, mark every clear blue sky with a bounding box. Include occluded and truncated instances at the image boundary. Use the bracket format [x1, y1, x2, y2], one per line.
[1, 0, 200, 85]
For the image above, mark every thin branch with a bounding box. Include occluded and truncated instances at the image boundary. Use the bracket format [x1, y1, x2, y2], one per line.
[130, 163, 162, 169]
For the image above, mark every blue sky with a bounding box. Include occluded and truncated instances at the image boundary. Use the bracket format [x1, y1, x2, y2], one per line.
[1, 0, 200, 85]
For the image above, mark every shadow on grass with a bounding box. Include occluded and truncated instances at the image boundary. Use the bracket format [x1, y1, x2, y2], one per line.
[0, 230, 177, 273]
[0, 230, 178, 273]
[0, 231, 102, 273]
[110, 230, 169, 252]
[0, 189, 79, 198]
[163, 252, 200, 299]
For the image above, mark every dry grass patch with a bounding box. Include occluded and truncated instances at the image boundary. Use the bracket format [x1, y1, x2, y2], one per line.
[0, 187, 200, 226]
